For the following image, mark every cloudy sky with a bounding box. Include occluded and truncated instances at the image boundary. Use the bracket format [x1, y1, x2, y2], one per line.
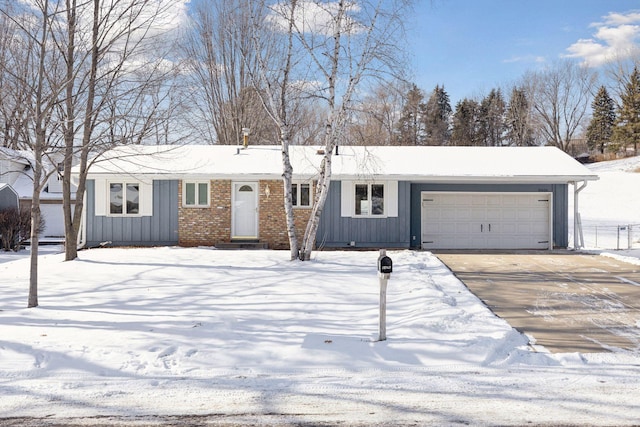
[408, 0, 640, 104]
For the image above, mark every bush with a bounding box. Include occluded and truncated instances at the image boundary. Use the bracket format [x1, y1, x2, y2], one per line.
[0, 207, 45, 251]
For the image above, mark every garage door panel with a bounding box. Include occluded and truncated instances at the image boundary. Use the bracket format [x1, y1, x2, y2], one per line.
[421, 192, 551, 250]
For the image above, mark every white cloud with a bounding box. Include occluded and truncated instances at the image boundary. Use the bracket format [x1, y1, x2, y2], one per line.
[502, 55, 546, 64]
[564, 10, 640, 67]
[266, 0, 364, 36]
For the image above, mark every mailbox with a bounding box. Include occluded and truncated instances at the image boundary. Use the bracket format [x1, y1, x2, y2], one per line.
[378, 254, 393, 274]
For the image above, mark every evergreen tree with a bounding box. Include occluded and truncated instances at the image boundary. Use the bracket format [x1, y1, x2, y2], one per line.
[505, 87, 535, 146]
[478, 88, 506, 146]
[423, 85, 452, 145]
[586, 86, 616, 154]
[451, 98, 480, 146]
[613, 66, 640, 155]
[396, 84, 426, 145]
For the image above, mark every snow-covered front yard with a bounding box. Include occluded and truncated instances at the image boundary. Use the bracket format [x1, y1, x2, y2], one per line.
[1, 156, 640, 425]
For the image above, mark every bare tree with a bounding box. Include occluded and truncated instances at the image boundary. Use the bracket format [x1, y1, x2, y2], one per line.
[0, 4, 32, 150]
[349, 80, 406, 146]
[0, 0, 66, 307]
[525, 60, 596, 152]
[182, 0, 277, 145]
[55, 0, 186, 261]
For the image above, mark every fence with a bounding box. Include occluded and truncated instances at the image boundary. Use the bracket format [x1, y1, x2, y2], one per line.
[579, 223, 640, 250]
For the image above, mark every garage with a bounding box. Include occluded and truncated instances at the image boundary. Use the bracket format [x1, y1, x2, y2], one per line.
[421, 192, 552, 250]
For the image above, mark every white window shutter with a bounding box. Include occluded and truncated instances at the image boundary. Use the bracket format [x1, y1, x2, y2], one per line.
[340, 181, 353, 217]
[386, 181, 398, 217]
[94, 179, 107, 216]
[140, 180, 153, 216]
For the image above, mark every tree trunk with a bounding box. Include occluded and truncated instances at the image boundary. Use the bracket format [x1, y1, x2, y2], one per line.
[280, 129, 299, 260]
[63, 0, 77, 261]
[28, 194, 40, 308]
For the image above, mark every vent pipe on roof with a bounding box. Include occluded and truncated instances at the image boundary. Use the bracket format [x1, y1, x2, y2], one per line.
[335, 144, 339, 155]
[242, 127, 250, 149]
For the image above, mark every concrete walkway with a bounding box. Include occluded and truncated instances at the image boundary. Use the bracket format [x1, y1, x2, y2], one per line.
[436, 251, 640, 353]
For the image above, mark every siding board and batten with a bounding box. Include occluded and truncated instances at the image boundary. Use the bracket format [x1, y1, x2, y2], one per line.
[85, 180, 178, 246]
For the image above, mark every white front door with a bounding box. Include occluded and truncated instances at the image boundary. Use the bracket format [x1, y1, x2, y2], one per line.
[232, 182, 258, 238]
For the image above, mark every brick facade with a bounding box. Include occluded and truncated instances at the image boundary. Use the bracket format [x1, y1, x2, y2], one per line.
[178, 179, 311, 249]
[178, 179, 232, 247]
[258, 180, 312, 250]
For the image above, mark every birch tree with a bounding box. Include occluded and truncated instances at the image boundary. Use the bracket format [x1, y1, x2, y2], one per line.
[239, 0, 302, 259]
[261, 0, 412, 260]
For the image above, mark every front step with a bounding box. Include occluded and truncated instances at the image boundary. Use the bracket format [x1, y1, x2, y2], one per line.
[215, 240, 269, 250]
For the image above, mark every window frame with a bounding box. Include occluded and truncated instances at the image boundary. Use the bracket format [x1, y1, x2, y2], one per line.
[182, 180, 210, 208]
[108, 181, 141, 216]
[354, 182, 385, 217]
[291, 181, 312, 209]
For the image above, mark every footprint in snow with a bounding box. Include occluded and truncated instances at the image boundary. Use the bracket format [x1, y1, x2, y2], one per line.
[158, 346, 177, 358]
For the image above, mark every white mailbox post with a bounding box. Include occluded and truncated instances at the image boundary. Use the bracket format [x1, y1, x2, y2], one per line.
[377, 249, 392, 341]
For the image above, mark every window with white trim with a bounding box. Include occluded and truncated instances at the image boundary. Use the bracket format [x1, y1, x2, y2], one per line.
[183, 181, 209, 207]
[292, 182, 311, 208]
[355, 183, 384, 216]
[109, 182, 140, 215]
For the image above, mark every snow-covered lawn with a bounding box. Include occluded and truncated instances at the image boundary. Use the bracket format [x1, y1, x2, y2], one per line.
[1, 156, 640, 425]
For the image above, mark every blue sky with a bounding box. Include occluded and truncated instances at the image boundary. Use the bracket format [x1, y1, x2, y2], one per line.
[407, 0, 640, 104]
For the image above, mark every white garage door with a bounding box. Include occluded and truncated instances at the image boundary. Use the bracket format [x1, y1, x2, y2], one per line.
[40, 203, 65, 238]
[421, 192, 552, 250]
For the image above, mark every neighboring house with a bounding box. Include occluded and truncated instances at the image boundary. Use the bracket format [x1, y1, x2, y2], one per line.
[0, 147, 76, 239]
[74, 144, 598, 250]
[0, 183, 19, 211]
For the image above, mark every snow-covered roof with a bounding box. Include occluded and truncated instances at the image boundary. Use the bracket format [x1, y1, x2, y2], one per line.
[80, 144, 599, 184]
[0, 147, 32, 165]
[0, 182, 15, 193]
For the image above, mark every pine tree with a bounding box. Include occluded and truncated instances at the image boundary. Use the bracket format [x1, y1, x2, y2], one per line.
[613, 66, 640, 155]
[423, 85, 452, 145]
[478, 88, 506, 146]
[396, 84, 426, 145]
[586, 86, 615, 154]
[505, 87, 535, 146]
[451, 98, 480, 146]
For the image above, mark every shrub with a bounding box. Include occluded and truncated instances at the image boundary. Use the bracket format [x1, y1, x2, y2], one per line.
[0, 207, 46, 251]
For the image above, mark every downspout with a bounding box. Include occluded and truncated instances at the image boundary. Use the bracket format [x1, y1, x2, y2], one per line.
[70, 174, 87, 249]
[77, 191, 87, 249]
[573, 180, 588, 249]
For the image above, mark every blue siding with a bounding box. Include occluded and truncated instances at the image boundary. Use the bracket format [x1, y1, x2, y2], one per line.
[409, 183, 569, 249]
[0, 185, 18, 210]
[85, 180, 178, 247]
[318, 181, 570, 250]
[317, 181, 411, 248]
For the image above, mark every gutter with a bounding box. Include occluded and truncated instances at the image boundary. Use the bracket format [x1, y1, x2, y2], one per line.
[573, 180, 588, 249]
